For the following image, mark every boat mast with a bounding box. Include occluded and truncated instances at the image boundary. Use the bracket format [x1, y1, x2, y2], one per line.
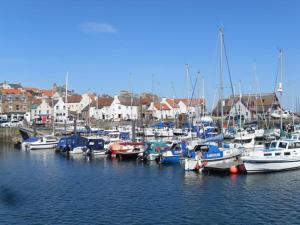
[202, 75, 205, 117]
[219, 28, 224, 133]
[278, 49, 283, 131]
[96, 94, 99, 132]
[239, 81, 242, 127]
[197, 71, 201, 120]
[52, 84, 55, 136]
[185, 64, 191, 134]
[65, 72, 68, 134]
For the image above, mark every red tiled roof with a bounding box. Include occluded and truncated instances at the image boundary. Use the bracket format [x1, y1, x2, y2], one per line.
[166, 99, 179, 108]
[154, 103, 171, 110]
[25, 87, 40, 92]
[2, 89, 25, 94]
[42, 90, 53, 98]
[178, 98, 205, 107]
[67, 95, 82, 103]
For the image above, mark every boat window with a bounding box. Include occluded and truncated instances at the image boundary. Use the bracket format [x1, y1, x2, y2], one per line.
[278, 142, 287, 149]
[270, 142, 277, 148]
[284, 152, 291, 156]
[294, 142, 300, 148]
[245, 139, 252, 144]
[275, 152, 281, 156]
[288, 143, 295, 149]
[264, 153, 272, 156]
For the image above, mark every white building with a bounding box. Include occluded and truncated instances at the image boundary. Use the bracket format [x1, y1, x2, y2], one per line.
[67, 93, 95, 114]
[53, 97, 67, 122]
[229, 100, 252, 120]
[148, 102, 172, 120]
[67, 95, 83, 113]
[31, 98, 52, 121]
[148, 98, 205, 120]
[109, 95, 139, 121]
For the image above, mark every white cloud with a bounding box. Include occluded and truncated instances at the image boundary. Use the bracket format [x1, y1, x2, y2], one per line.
[79, 22, 118, 34]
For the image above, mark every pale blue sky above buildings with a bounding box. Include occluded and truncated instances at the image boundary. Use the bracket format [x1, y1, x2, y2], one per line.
[0, 0, 299, 110]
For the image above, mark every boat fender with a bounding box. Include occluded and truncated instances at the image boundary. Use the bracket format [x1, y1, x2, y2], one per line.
[194, 162, 201, 171]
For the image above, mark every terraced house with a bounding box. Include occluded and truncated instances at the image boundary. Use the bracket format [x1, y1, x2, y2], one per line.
[0, 89, 29, 120]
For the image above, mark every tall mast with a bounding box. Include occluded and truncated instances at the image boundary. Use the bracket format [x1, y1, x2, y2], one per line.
[65, 72, 68, 134]
[278, 49, 283, 131]
[197, 71, 201, 119]
[239, 81, 242, 127]
[185, 64, 191, 133]
[202, 75, 205, 117]
[65, 72, 68, 123]
[219, 28, 224, 133]
[96, 94, 99, 131]
[52, 84, 55, 135]
[185, 64, 190, 111]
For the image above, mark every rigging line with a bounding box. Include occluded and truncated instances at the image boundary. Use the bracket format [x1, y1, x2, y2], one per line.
[254, 66, 269, 128]
[268, 53, 281, 127]
[189, 75, 199, 108]
[222, 34, 239, 125]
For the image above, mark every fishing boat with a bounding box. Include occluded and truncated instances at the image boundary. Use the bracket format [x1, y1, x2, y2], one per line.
[158, 142, 184, 164]
[138, 141, 169, 161]
[57, 134, 88, 154]
[22, 135, 58, 150]
[242, 139, 300, 173]
[232, 133, 265, 151]
[108, 141, 144, 158]
[115, 148, 144, 160]
[82, 136, 106, 156]
[192, 144, 241, 171]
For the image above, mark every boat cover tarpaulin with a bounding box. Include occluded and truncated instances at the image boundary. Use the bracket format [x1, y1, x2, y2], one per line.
[203, 145, 223, 159]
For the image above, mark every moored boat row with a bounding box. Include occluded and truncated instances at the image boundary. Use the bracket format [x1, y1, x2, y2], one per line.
[18, 125, 300, 175]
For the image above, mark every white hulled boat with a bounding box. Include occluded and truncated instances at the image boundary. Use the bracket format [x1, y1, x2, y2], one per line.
[22, 136, 58, 150]
[242, 139, 300, 173]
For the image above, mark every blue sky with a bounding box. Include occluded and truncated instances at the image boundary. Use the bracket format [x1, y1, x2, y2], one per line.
[0, 0, 299, 110]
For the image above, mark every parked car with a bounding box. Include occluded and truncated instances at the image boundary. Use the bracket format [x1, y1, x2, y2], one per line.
[1, 120, 23, 128]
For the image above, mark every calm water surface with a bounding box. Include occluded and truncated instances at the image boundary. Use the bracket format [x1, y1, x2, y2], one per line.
[0, 144, 299, 225]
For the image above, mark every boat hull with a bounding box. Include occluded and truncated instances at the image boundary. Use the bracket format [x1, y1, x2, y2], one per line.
[243, 158, 300, 173]
[184, 158, 203, 171]
[24, 142, 58, 150]
[160, 156, 180, 164]
[116, 152, 141, 160]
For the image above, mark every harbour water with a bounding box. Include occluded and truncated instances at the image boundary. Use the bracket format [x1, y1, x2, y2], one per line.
[0, 144, 300, 225]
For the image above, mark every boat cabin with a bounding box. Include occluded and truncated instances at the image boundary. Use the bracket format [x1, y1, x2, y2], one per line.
[269, 140, 300, 150]
[263, 140, 300, 157]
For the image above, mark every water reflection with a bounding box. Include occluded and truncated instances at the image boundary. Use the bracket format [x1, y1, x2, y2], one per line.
[183, 171, 204, 186]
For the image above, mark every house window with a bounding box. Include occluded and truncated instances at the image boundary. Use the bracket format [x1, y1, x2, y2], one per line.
[16, 105, 20, 111]
[118, 106, 121, 110]
[118, 114, 121, 118]
[56, 106, 59, 110]
[63, 106, 66, 110]
[39, 110, 41, 114]
[47, 110, 49, 114]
